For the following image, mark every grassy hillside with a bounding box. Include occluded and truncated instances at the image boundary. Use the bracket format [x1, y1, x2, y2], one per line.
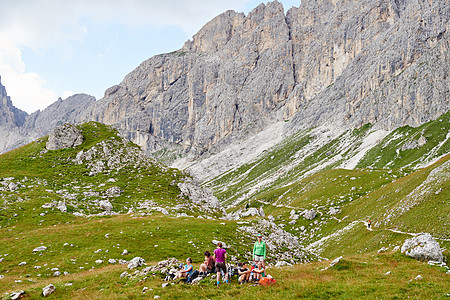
[358, 111, 450, 169]
[0, 122, 223, 230]
[1, 120, 449, 298]
[205, 112, 449, 207]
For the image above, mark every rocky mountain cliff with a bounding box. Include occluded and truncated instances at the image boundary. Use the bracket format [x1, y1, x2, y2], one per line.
[83, 0, 449, 163]
[1, 0, 448, 169]
[0, 76, 27, 128]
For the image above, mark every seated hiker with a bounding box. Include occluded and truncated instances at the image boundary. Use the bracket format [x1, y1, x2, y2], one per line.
[238, 262, 251, 284]
[173, 258, 193, 280]
[199, 251, 215, 275]
[252, 261, 265, 281]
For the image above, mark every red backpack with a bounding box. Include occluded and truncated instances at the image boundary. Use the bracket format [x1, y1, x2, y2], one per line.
[259, 277, 276, 286]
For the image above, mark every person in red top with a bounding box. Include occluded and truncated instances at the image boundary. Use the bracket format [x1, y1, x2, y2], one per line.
[213, 242, 228, 285]
[199, 250, 215, 275]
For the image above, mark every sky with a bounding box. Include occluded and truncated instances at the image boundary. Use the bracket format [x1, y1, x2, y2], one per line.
[0, 0, 300, 114]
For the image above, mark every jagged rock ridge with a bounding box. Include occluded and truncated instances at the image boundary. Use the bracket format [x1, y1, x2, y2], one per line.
[1, 0, 448, 166]
[83, 0, 449, 163]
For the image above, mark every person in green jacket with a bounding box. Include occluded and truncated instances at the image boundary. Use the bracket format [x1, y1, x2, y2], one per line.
[253, 233, 266, 268]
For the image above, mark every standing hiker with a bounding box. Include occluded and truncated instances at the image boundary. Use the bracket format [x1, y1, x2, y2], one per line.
[213, 242, 228, 285]
[367, 220, 372, 230]
[253, 234, 266, 268]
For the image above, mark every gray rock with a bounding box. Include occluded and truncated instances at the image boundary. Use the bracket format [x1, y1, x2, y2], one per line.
[99, 200, 113, 212]
[178, 178, 223, 212]
[10, 290, 25, 300]
[275, 261, 292, 267]
[105, 186, 123, 197]
[401, 233, 443, 263]
[57, 201, 67, 212]
[32, 246, 47, 252]
[8, 182, 18, 191]
[46, 123, 84, 150]
[330, 256, 343, 267]
[128, 257, 145, 269]
[53, 271, 61, 277]
[303, 209, 317, 220]
[328, 207, 340, 215]
[121, 249, 129, 256]
[120, 271, 129, 278]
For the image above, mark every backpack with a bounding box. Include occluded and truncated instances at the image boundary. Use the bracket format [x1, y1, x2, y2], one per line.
[228, 265, 238, 277]
[186, 270, 199, 283]
[259, 277, 276, 286]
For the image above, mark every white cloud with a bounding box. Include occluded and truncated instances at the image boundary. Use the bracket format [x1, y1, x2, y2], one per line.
[0, 40, 57, 114]
[0, 0, 253, 114]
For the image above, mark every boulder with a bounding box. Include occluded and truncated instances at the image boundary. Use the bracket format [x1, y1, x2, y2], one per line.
[10, 290, 25, 300]
[57, 201, 67, 212]
[46, 123, 83, 150]
[329, 207, 340, 215]
[241, 207, 261, 217]
[8, 182, 18, 191]
[33, 246, 47, 252]
[53, 271, 61, 277]
[303, 209, 317, 220]
[105, 186, 123, 197]
[99, 200, 113, 212]
[128, 257, 145, 269]
[401, 233, 443, 263]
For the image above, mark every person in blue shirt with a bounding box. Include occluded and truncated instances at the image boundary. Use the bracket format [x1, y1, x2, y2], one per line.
[174, 257, 193, 280]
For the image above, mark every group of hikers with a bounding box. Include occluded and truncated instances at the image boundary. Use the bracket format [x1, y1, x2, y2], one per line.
[172, 233, 273, 286]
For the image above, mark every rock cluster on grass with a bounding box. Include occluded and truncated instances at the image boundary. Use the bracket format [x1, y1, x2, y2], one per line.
[302, 209, 317, 220]
[225, 207, 265, 220]
[238, 219, 321, 264]
[128, 257, 146, 269]
[141, 258, 181, 274]
[177, 178, 224, 214]
[401, 233, 443, 263]
[46, 123, 83, 150]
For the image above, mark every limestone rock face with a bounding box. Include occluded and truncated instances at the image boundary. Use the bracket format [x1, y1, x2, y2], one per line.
[1, 0, 448, 167]
[0, 76, 27, 128]
[46, 123, 84, 150]
[287, 0, 449, 132]
[23, 94, 96, 139]
[85, 1, 295, 159]
[401, 233, 443, 263]
[83, 0, 448, 163]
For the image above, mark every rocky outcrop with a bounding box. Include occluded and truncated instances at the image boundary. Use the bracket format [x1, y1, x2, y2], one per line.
[401, 233, 443, 263]
[46, 123, 84, 150]
[85, 1, 294, 160]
